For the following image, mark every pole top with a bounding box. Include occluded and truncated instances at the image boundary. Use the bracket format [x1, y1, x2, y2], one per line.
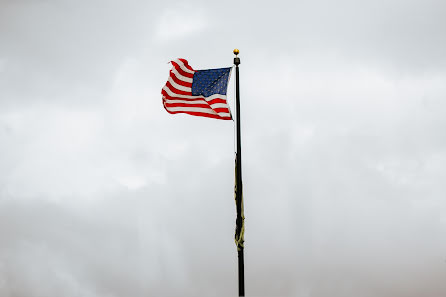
[233, 49, 240, 65]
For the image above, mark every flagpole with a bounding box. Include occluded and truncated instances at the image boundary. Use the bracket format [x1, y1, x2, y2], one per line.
[233, 49, 245, 297]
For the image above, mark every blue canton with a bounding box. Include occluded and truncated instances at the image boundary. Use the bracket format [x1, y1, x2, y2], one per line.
[191, 67, 231, 97]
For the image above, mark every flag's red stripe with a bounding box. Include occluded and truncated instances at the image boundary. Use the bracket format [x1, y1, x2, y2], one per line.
[165, 81, 192, 96]
[212, 107, 232, 113]
[165, 109, 232, 120]
[171, 61, 194, 78]
[164, 101, 231, 112]
[161, 89, 197, 101]
[162, 92, 195, 102]
[162, 91, 228, 105]
[164, 102, 217, 109]
[164, 103, 231, 118]
[169, 71, 192, 88]
[163, 101, 230, 113]
[178, 58, 195, 71]
[206, 98, 229, 105]
[162, 97, 207, 105]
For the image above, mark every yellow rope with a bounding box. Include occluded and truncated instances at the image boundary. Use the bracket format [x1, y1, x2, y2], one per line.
[234, 155, 245, 251]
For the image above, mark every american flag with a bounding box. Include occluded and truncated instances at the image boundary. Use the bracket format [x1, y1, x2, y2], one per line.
[162, 59, 232, 120]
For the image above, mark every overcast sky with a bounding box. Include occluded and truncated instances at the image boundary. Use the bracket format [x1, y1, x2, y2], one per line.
[1, 0, 446, 296]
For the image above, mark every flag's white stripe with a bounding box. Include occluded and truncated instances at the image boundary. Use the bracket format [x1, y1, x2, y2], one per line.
[171, 67, 193, 83]
[163, 86, 193, 98]
[208, 103, 230, 109]
[173, 59, 194, 74]
[168, 76, 192, 92]
[203, 94, 227, 102]
[163, 99, 230, 109]
[163, 86, 228, 101]
[165, 106, 231, 117]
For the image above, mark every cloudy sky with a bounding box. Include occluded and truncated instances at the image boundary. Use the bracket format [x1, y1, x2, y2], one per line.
[1, 0, 446, 296]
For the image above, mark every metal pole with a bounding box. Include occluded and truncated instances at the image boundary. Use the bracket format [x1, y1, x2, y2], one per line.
[233, 48, 245, 297]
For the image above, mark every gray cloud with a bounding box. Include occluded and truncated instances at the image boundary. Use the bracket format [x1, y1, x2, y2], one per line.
[1, 0, 446, 296]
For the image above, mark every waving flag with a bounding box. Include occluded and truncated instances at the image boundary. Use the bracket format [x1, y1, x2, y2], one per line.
[162, 59, 232, 120]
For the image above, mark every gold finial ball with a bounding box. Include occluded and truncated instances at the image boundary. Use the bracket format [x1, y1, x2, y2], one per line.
[233, 48, 239, 56]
